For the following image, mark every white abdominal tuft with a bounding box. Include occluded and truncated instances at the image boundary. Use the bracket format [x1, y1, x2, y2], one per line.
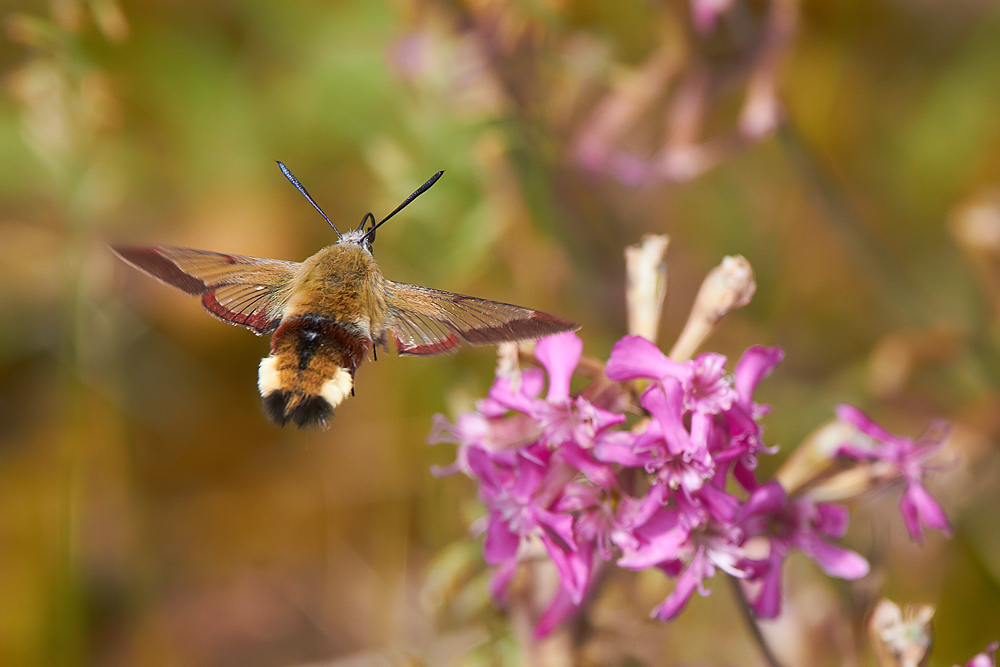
[258, 356, 281, 396]
[319, 367, 354, 409]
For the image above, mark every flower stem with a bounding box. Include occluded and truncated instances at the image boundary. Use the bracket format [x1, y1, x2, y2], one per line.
[728, 575, 786, 667]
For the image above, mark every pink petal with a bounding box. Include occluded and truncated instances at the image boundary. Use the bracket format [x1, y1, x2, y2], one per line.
[536, 331, 583, 402]
[740, 481, 786, 520]
[690, 0, 735, 34]
[560, 443, 617, 488]
[641, 381, 690, 455]
[697, 484, 740, 524]
[733, 346, 783, 404]
[815, 503, 850, 539]
[538, 530, 589, 603]
[606, 336, 689, 381]
[593, 430, 643, 466]
[835, 404, 898, 444]
[534, 582, 583, 639]
[466, 446, 501, 492]
[618, 509, 687, 570]
[484, 517, 519, 565]
[651, 550, 715, 621]
[687, 353, 737, 413]
[488, 375, 536, 413]
[511, 456, 544, 501]
[796, 533, 869, 580]
[579, 398, 627, 433]
[747, 551, 785, 619]
[835, 441, 880, 461]
[535, 507, 578, 554]
[733, 459, 760, 492]
[632, 482, 670, 528]
[689, 410, 713, 450]
[900, 482, 952, 543]
[957, 643, 999, 667]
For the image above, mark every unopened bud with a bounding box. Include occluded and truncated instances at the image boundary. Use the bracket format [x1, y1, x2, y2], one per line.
[624, 234, 669, 342]
[950, 193, 1000, 317]
[669, 255, 755, 361]
[776, 419, 855, 496]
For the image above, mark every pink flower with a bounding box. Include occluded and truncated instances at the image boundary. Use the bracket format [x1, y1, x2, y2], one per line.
[684, 353, 737, 414]
[740, 481, 869, 618]
[836, 405, 952, 543]
[467, 446, 591, 603]
[556, 482, 624, 561]
[522, 332, 625, 485]
[617, 500, 748, 620]
[691, 0, 736, 34]
[599, 380, 715, 522]
[605, 337, 737, 415]
[955, 643, 999, 667]
[428, 410, 541, 475]
[430, 329, 957, 637]
[436, 332, 625, 487]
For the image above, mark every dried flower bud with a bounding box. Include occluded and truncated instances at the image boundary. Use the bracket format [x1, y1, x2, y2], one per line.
[866, 328, 960, 398]
[624, 234, 669, 342]
[91, 0, 130, 42]
[670, 255, 755, 361]
[868, 598, 934, 667]
[776, 419, 856, 497]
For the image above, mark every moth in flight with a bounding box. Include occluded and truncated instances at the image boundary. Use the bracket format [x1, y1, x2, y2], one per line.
[114, 164, 577, 429]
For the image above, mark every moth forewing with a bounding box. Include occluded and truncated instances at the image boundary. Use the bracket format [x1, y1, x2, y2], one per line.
[382, 281, 579, 356]
[112, 245, 299, 335]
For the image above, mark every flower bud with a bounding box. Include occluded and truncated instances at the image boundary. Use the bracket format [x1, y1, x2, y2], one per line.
[670, 255, 755, 361]
[624, 234, 669, 342]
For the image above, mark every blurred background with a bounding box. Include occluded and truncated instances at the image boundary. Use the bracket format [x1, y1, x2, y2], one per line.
[3, 0, 1000, 665]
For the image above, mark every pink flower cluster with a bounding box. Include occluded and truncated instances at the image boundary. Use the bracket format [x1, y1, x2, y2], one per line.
[957, 643, 999, 667]
[430, 331, 949, 636]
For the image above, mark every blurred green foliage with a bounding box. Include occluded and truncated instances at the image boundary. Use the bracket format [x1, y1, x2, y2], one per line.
[2, 0, 1000, 665]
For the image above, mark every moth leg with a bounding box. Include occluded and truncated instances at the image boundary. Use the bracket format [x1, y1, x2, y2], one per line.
[372, 332, 387, 362]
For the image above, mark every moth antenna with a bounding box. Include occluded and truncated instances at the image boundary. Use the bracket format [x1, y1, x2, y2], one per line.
[277, 161, 341, 239]
[363, 170, 444, 244]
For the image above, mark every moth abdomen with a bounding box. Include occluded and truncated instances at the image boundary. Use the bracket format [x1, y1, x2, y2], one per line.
[257, 315, 371, 429]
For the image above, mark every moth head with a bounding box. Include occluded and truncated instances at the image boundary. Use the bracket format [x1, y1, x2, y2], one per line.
[338, 224, 375, 253]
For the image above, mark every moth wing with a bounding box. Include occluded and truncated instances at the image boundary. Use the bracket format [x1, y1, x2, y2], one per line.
[112, 245, 299, 335]
[383, 281, 578, 356]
